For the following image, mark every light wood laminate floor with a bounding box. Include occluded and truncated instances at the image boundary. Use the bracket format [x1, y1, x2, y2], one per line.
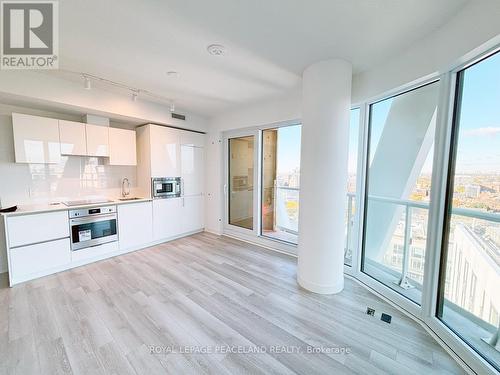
[0, 233, 466, 375]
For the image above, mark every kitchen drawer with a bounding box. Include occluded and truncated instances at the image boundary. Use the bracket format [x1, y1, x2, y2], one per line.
[71, 241, 118, 263]
[9, 238, 71, 279]
[7, 211, 69, 248]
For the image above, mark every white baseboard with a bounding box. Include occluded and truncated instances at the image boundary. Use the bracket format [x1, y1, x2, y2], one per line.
[203, 229, 223, 236]
[297, 274, 344, 294]
[221, 231, 298, 258]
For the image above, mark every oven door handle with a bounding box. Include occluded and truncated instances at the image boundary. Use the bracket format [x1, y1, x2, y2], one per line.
[70, 214, 117, 225]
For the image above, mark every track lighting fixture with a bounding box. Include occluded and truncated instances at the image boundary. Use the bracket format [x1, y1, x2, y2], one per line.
[72, 70, 174, 109]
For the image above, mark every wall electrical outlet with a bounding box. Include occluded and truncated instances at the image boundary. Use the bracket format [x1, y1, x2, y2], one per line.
[381, 313, 392, 324]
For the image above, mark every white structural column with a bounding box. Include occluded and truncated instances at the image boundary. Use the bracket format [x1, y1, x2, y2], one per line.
[297, 59, 352, 294]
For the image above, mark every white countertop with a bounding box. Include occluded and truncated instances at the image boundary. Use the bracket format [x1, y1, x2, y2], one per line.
[0, 197, 152, 217]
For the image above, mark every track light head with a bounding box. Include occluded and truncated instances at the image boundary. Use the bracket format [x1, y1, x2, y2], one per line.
[83, 75, 91, 90]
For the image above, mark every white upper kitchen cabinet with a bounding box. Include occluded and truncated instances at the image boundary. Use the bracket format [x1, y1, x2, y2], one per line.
[150, 125, 180, 177]
[12, 113, 61, 164]
[181, 145, 204, 196]
[86, 124, 109, 157]
[59, 120, 87, 156]
[180, 130, 204, 148]
[109, 127, 137, 166]
[118, 201, 152, 250]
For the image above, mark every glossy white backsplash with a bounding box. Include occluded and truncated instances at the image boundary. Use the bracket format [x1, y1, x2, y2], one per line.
[0, 113, 137, 208]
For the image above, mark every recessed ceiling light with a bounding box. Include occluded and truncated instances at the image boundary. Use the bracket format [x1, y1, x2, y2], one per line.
[166, 71, 179, 78]
[207, 44, 226, 56]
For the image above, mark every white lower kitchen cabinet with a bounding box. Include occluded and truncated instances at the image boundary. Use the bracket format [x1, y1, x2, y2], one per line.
[153, 196, 204, 241]
[118, 201, 153, 250]
[153, 198, 182, 241]
[7, 211, 69, 248]
[181, 195, 204, 234]
[9, 238, 71, 282]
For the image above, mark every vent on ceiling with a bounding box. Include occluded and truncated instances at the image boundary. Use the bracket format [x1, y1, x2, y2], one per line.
[171, 113, 186, 121]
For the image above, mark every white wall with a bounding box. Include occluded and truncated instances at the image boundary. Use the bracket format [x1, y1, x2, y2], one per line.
[205, 0, 500, 236]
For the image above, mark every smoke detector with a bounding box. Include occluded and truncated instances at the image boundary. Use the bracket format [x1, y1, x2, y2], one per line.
[207, 44, 226, 56]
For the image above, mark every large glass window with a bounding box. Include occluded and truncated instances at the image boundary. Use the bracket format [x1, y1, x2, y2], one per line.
[362, 81, 439, 305]
[344, 108, 360, 266]
[228, 136, 255, 230]
[438, 51, 500, 371]
[261, 125, 301, 244]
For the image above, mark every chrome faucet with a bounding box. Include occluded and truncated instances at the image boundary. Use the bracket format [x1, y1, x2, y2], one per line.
[121, 177, 130, 198]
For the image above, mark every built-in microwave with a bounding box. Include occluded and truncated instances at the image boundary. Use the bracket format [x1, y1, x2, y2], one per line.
[152, 177, 181, 199]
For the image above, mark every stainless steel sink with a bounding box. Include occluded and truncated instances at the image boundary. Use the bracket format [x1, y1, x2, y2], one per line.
[117, 197, 143, 201]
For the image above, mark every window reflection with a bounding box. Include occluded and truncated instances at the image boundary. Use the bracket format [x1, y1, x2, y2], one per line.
[438, 51, 500, 371]
[362, 81, 439, 305]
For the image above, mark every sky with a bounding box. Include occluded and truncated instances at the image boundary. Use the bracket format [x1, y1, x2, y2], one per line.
[455, 51, 500, 174]
[276, 125, 301, 174]
[348, 108, 360, 174]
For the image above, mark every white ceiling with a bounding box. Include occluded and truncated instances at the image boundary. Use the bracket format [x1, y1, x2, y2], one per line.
[51, 0, 468, 116]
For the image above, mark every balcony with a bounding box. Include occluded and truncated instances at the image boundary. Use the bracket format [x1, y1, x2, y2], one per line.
[345, 192, 500, 368]
[262, 186, 299, 244]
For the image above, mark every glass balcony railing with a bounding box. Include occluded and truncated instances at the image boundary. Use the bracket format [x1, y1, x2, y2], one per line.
[344, 193, 356, 266]
[346, 192, 499, 365]
[275, 186, 299, 234]
[262, 186, 299, 244]
[363, 194, 431, 301]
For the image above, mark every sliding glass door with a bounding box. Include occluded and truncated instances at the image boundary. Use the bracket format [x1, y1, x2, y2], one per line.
[261, 124, 301, 244]
[438, 51, 500, 371]
[225, 123, 301, 251]
[361, 81, 439, 305]
[228, 135, 255, 230]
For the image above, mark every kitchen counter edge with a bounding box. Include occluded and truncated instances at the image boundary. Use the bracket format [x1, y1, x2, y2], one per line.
[0, 198, 153, 217]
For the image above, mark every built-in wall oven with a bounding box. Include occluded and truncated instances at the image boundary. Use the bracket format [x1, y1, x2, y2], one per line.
[152, 177, 181, 199]
[69, 205, 118, 251]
